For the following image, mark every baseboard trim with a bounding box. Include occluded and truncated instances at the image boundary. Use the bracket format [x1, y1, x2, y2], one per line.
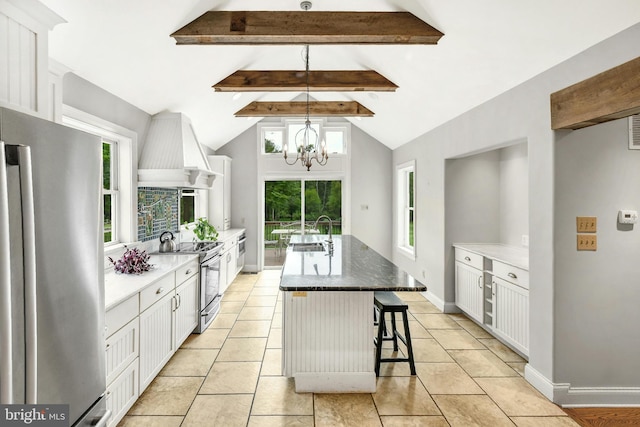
[242, 264, 259, 273]
[293, 372, 376, 393]
[525, 365, 640, 407]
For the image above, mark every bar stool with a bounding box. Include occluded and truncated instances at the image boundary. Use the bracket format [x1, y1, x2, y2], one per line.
[373, 291, 416, 376]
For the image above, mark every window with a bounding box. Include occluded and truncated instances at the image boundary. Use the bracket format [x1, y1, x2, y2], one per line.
[102, 139, 118, 244]
[261, 120, 347, 155]
[397, 160, 415, 258]
[180, 189, 196, 224]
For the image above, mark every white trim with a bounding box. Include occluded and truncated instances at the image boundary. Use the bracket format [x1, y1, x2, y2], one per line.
[293, 372, 376, 393]
[423, 290, 460, 313]
[62, 105, 137, 246]
[524, 364, 640, 407]
[396, 159, 416, 260]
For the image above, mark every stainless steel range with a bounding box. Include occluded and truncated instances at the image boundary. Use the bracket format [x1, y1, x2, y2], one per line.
[155, 240, 222, 333]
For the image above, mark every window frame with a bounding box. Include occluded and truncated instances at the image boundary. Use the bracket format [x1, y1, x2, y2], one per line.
[102, 138, 119, 244]
[397, 160, 416, 259]
[62, 105, 137, 249]
[259, 118, 349, 156]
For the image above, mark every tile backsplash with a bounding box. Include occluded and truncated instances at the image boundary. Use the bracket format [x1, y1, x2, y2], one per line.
[138, 187, 179, 242]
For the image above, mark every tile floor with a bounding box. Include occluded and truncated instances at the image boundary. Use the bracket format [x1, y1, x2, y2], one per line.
[118, 270, 579, 427]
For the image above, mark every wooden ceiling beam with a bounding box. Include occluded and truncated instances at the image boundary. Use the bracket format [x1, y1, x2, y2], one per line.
[551, 56, 640, 130]
[213, 70, 398, 92]
[171, 11, 443, 45]
[235, 101, 374, 117]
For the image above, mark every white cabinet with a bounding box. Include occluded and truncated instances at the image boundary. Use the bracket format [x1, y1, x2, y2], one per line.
[219, 236, 237, 294]
[208, 155, 231, 231]
[139, 290, 174, 392]
[453, 245, 529, 358]
[0, 0, 64, 118]
[174, 275, 199, 348]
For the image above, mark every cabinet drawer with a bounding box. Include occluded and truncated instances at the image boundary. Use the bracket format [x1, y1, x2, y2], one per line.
[140, 274, 175, 312]
[176, 259, 199, 285]
[106, 318, 139, 385]
[105, 294, 138, 338]
[455, 248, 484, 270]
[493, 261, 529, 289]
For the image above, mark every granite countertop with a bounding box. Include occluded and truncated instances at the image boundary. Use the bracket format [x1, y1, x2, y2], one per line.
[105, 253, 198, 310]
[279, 235, 427, 292]
[453, 243, 529, 270]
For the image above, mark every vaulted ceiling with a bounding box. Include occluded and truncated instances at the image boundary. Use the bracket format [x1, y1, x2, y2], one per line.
[40, 0, 640, 150]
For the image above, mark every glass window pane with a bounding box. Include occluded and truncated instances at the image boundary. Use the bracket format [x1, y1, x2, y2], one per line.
[409, 171, 414, 208]
[288, 123, 320, 154]
[264, 129, 283, 153]
[180, 190, 195, 224]
[104, 193, 112, 243]
[102, 142, 111, 190]
[409, 209, 414, 247]
[305, 180, 342, 235]
[324, 130, 344, 154]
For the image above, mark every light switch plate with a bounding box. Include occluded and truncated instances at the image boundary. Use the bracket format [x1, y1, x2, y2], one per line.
[576, 216, 597, 233]
[577, 234, 597, 251]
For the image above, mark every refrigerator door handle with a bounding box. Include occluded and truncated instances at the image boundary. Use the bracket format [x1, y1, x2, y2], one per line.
[15, 145, 38, 404]
[0, 141, 14, 404]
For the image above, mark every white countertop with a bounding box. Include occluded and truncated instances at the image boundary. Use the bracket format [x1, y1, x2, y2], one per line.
[453, 243, 529, 270]
[105, 253, 198, 310]
[217, 228, 245, 242]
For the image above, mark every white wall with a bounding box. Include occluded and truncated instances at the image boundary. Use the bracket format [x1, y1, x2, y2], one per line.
[393, 23, 640, 404]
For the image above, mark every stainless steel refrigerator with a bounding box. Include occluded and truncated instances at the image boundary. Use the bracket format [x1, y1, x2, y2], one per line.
[0, 107, 110, 426]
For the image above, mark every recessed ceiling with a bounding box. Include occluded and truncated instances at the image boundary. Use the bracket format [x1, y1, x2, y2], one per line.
[40, 0, 640, 150]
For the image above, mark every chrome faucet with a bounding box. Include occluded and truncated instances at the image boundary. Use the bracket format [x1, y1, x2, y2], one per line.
[314, 215, 333, 243]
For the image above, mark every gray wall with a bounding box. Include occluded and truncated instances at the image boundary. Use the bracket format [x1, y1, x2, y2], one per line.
[555, 118, 640, 387]
[499, 142, 529, 246]
[63, 73, 151, 158]
[216, 120, 393, 268]
[393, 22, 640, 397]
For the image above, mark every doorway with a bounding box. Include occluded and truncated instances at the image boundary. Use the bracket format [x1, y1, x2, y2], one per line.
[264, 179, 342, 267]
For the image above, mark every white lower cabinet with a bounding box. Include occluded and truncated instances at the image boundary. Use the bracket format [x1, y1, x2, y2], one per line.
[454, 246, 529, 358]
[105, 256, 200, 426]
[454, 262, 484, 323]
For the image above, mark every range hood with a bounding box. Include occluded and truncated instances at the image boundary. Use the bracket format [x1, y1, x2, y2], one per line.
[138, 112, 219, 189]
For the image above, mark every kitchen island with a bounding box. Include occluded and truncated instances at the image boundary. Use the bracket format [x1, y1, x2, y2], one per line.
[280, 234, 426, 393]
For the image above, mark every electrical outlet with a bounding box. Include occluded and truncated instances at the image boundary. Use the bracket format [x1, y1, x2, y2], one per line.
[521, 235, 529, 247]
[577, 234, 597, 251]
[576, 216, 597, 233]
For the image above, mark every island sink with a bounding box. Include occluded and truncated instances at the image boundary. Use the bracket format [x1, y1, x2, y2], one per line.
[290, 242, 325, 252]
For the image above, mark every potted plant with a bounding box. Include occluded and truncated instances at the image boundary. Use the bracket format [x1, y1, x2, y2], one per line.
[187, 217, 218, 241]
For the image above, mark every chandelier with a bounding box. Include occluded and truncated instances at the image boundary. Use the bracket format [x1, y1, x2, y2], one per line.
[283, 3, 328, 171]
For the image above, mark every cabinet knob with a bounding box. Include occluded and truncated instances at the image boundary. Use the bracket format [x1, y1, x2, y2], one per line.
[464, 256, 471, 261]
[185, 269, 192, 275]
[508, 272, 517, 279]
[156, 287, 164, 295]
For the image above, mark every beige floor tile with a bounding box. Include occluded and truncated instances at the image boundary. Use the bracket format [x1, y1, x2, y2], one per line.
[407, 301, 442, 314]
[455, 319, 494, 339]
[411, 339, 454, 362]
[209, 313, 237, 329]
[378, 348, 412, 377]
[429, 329, 486, 350]
[217, 337, 267, 361]
[181, 394, 252, 427]
[380, 416, 450, 427]
[233, 273, 259, 284]
[251, 377, 313, 416]
[475, 377, 567, 416]
[478, 338, 526, 362]
[229, 320, 272, 337]
[267, 328, 283, 348]
[507, 362, 526, 377]
[128, 377, 203, 416]
[117, 415, 183, 427]
[407, 320, 432, 338]
[373, 377, 441, 415]
[228, 282, 255, 292]
[274, 301, 283, 313]
[396, 291, 428, 302]
[200, 361, 261, 393]
[248, 415, 315, 426]
[222, 290, 250, 302]
[219, 300, 245, 314]
[415, 363, 483, 394]
[238, 305, 275, 320]
[245, 295, 278, 306]
[271, 313, 283, 328]
[511, 416, 579, 427]
[433, 395, 514, 427]
[250, 287, 281, 296]
[159, 349, 217, 377]
[449, 350, 519, 377]
[412, 313, 462, 329]
[261, 348, 283, 376]
[180, 328, 229, 349]
[315, 394, 382, 427]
